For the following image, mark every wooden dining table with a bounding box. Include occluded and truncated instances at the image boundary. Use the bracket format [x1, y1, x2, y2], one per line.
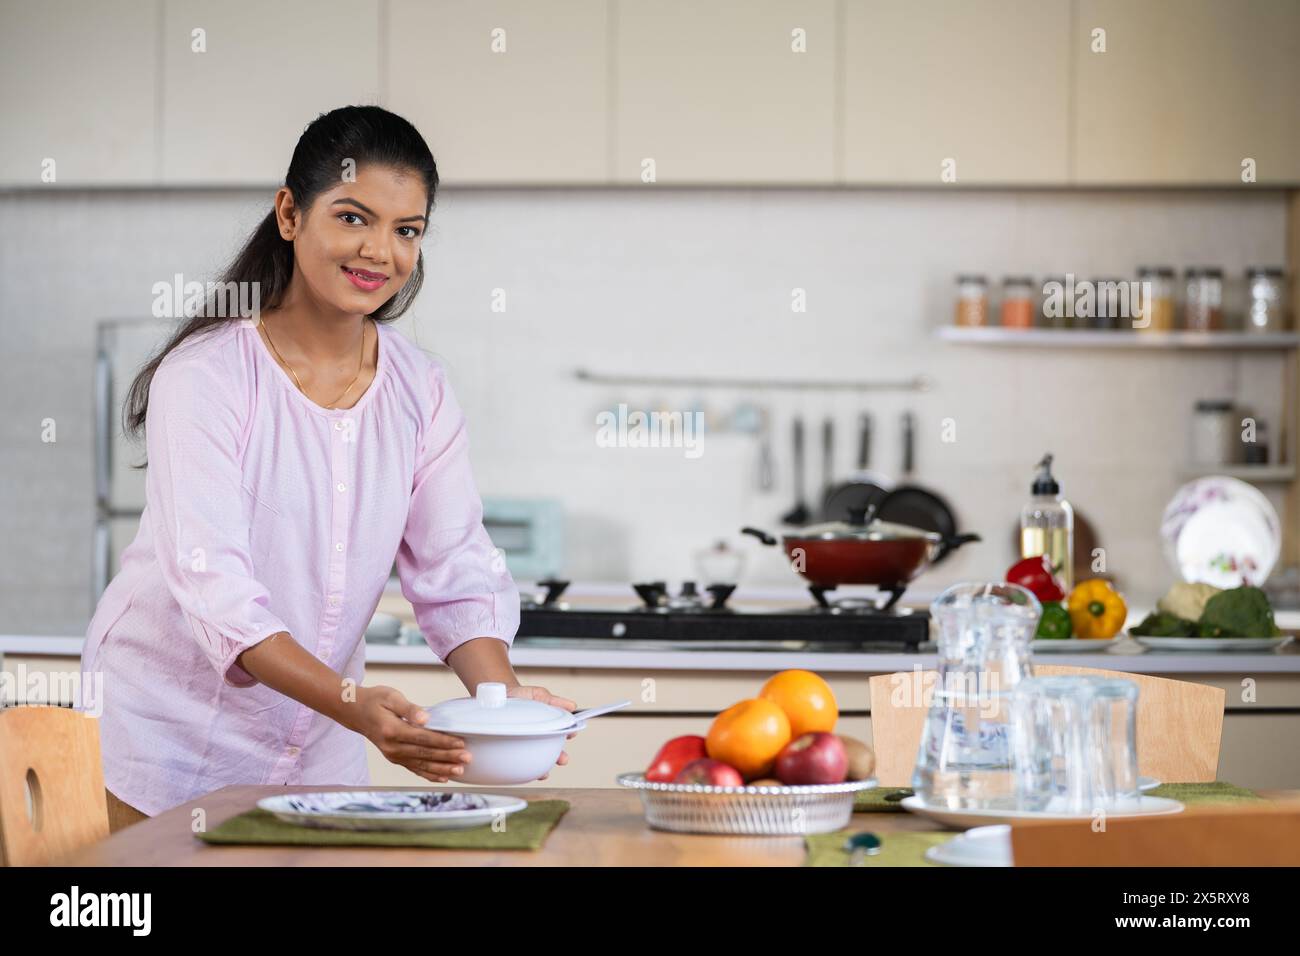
[56, 784, 1300, 866]
[56, 783, 949, 866]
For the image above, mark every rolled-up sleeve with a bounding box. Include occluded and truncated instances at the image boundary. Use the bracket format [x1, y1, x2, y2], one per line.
[395, 362, 520, 662]
[145, 359, 290, 687]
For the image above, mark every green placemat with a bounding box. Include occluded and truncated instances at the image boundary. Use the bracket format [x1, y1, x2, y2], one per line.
[822, 782, 1262, 866]
[1146, 781, 1263, 804]
[854, 787, 914, 812]
[196, 799, 569, 850]
[807, 830, 950, 867]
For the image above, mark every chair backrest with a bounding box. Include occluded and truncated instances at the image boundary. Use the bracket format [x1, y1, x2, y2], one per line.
[0, 707, 110, 866]
[868, 664, 1225, 787]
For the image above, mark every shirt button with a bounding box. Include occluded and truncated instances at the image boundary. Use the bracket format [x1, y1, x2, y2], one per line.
[334, 421, 345, 431]
[335, 542, 344, 552]
[337, 482, 346, 492]
[286, 746, 300, 756]
[328, 595, 341, 606]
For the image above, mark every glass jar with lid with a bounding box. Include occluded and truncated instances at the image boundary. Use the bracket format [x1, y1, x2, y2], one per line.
[1000, 276, 1035, 328]
[1090, 277, 1125, 330]
[1245, 267, 1288, 333]
[1191, 399, 1236, 466]
[1038, 275, 1070, 328]
[955, 274, 989, 327]
[1184, 268, 1224, 331]
[1136, 266, 1176, 333]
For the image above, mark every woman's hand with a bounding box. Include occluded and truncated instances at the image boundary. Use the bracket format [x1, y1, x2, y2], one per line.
[352, 685, 471, 784]
[508, 684, 577, 780]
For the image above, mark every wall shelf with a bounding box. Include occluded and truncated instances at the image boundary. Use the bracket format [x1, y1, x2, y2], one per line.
[1178, 464, 1296, 483]
[935, 327, 1300, 351]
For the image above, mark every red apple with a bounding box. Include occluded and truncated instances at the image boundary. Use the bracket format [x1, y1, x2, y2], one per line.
[645, 735, 709, 782]
[674, 758, 744, 787]
[774, 732, 849, 785]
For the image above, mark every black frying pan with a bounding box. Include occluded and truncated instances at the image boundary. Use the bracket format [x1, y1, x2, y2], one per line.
[821, 412, 892, 521]
[875, 412, 963, 556]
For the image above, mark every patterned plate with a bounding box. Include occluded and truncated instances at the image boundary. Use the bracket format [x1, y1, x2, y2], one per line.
[256, 790, 528, 831]
[1161, 477, 1280, 588]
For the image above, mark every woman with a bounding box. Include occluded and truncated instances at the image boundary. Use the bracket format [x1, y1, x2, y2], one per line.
[80, 106, 572, 830]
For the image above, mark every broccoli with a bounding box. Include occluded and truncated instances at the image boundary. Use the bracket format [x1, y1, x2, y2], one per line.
[1196, 586, 1282, 638]
[1131, 611, 1198, 637]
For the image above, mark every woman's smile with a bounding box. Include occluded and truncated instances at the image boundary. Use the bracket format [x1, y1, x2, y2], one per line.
[341, 265, 389, 292]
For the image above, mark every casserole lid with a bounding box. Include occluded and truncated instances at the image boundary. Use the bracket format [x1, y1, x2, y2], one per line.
[786, 506, 941, 544]
[422, 682, 576, 735]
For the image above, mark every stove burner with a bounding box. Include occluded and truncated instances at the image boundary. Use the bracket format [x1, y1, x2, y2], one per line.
[633, 581, 737, 611]
[521, 578, 570, 610]
[808, 583, 907, 613]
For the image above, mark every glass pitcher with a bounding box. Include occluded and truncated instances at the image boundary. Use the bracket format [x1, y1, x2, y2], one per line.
[912, 582, 1041, 809]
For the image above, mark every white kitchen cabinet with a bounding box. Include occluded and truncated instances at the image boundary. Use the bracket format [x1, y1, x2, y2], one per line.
[841, 0, 1071, 185]
[612, 0, 836, 184]
[386, 0, 609, 185]
[160, 0, 380, 184]
[1073, 0, 1300, 185]
[0, 0, 159, 186]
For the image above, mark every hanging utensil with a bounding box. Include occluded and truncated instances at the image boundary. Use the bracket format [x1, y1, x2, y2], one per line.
[822, 412, 893, 522]
[780, 416, 812, 526]
[756, 406, 774, 492]
[876, 412, 965, 560]
[821, 417, 835, 509]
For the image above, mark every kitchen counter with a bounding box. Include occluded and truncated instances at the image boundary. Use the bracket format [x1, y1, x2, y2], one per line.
[9, 592, 1300, 791]
[6, 633, 1300, 674]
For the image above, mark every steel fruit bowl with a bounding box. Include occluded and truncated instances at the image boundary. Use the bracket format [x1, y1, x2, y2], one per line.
[616, 772, 878, 835]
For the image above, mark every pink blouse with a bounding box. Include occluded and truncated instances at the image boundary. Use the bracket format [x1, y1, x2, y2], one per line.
[79, 319, 519, 816]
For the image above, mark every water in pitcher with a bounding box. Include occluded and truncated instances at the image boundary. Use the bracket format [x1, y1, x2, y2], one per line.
[912, 582, 1040, 810]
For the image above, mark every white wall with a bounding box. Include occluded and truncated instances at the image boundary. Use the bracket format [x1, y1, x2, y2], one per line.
[0, 187, 1288, 633]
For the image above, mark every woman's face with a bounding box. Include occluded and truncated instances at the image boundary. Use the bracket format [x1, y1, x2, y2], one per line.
[275, 163, 428, 316]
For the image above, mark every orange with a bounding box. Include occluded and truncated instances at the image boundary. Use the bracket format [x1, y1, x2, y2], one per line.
[759, 669, 838, 737]
[706, 698, 791, 780]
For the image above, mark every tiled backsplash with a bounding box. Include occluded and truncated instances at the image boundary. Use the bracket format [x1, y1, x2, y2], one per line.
[0, 187, 1289, 633]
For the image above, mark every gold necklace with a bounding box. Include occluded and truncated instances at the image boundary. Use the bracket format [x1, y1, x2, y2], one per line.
[259, 317, 367, 409]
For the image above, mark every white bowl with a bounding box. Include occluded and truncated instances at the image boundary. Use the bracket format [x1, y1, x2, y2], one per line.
[422, 682, 587, 785]
[440, 722, 586, 785]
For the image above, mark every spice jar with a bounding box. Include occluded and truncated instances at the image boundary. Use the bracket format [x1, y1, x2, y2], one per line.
[1184, 268, 1224, 331]
[955, 274, 989, 327]
[1136, 266, 1176, 333]
[1089, 277, 1125, 330]
[1039, 275, 1070, 328]
[1245, 267, 1288, 333]
[1191, 400, 1236, 466]
[1000, 276, 1035, 329]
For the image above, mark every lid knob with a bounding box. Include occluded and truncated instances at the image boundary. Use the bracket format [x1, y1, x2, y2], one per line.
[476, 682, 508, 708]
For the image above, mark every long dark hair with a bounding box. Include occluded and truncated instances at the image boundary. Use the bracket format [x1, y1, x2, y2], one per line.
[123, 105, 439, 441]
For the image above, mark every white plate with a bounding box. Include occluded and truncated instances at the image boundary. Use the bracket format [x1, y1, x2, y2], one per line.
[901, 794, 1184, 829]
[1031, 637, 1120, 653]
[256, 790, 528, 831]
[1132, 634, 1294, 652]
[925, 825, 1012, 867]
[1161, 477, 1280, 588]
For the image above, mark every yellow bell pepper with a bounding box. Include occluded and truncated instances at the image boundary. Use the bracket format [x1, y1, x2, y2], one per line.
[1067, 579, 1127, 639]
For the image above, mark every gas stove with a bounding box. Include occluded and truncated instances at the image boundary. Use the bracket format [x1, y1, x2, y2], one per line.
[517, 580, 930, 650]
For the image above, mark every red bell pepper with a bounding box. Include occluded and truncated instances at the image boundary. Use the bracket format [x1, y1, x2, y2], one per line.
[645, 735, 708, 782]
[1006, 555, 1066, 603]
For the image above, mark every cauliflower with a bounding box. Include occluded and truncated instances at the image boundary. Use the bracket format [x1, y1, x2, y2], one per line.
[1157, 582, 1222, 622]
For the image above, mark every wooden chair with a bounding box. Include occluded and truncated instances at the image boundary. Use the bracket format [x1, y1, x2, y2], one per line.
[1010, 801, 1300, 865]
[868, 664, 1225, 787]
[0, 706, 110, 866]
